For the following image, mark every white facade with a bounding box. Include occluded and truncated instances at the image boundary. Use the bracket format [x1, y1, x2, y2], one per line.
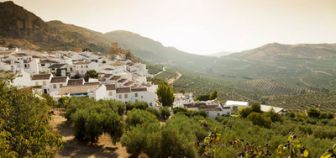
[12, 71, 33, 88]
[224, 100, 249, 112]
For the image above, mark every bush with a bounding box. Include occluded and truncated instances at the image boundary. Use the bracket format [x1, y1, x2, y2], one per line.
[71, 108, 123, 143]
[251, 102, 261, 113]
[160, 107, 171, 120]
[319, 112, 334, 119]
[121, 122, 161, 158]
[264, 110, 282, 122]
[72, 109, 104, 142]
[247, 112, 272, 128]
[126, 101, 148, 111]
[196, 95, 210, 101]
[98, 100, 126, 115]
[239, 107, 252, 118]
[125, 109, 158, 128]
[0, 82, 62, 157]
[58, 97, 70, 107]
[308, 108, 320, 118]
[42, 93, 57, 107]
[146, 107, 161, 119]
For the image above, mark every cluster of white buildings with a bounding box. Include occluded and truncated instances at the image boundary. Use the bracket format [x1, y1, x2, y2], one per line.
[173, 93, 286, 118]
[0, 47, 159, 106]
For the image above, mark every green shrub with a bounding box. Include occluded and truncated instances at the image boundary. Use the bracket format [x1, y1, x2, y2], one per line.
[146, 107, 161, 119]
[160, 107, 171, 120]
[251, 102, 261, 113]
[247, 112, 272, 128]
[126, 101, 148, 111]
[239, 107, 252, 118]
[308, 108, 320, 118]
[264, 110, 282, 122]
[125, 109, 158, 128]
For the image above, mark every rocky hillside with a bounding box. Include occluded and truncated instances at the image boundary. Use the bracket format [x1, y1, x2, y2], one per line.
[0, 1, 109, 52]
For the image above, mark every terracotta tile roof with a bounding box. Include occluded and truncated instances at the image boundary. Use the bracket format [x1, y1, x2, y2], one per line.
[59, 85, 97, 95]
[73, 61, 90, 65]
[199, 105, 222, 111]
[67, 79, 84, 86]
[104, 74, 112, 78]
[31, 74, 51, 80]
[40, 59, 58, 64]
[124, 81, 133, 86]
[1, 61, 10, 64]
[118, 79, 127, 83]
[183, 102, 206, 109]
[131, 87, 147, 92]
[116, 87, 131, 93]
[50, 76, 67, 83]
[106, 84, 116, 90]
[48, 63, 66, 69]
[110, 76, 121, 80]
[84, 82, 100, 86]
[13, 53, 28, 57]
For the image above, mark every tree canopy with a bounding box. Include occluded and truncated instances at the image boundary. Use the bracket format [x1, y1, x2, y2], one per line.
[0, 81, 62, 157]
[157, 82, 174, 106]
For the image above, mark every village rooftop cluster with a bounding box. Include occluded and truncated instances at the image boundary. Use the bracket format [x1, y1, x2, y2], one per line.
[0, 45, 286, 118]
[0, 45, 159, 106]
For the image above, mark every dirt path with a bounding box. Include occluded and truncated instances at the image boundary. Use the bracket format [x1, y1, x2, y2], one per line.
[167, 71, 182, 85]
[153, 66, 166, 77]
[299, 78, 311, 87]
[50, 109, 129, 158]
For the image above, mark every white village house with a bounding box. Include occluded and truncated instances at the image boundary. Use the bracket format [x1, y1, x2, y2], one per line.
[0, 47, 160, 106]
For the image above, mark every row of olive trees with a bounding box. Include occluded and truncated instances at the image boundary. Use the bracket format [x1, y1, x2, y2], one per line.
[0, 81, 62, 157]
[121, 112, 212, 158]
[63, 97, 172, 145]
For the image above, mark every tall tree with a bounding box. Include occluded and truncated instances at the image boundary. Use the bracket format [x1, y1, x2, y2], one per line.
[210, 91, 218, 100]
[156, 82, 174, 107]
[0, 81, 62, 157]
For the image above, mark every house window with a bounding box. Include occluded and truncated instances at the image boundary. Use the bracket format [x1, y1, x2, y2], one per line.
[60, 84, 63, 88]
[119, 94, 122, 99]
[141, 96, 143, 99]
[109, 91, 113, 96]
[53, 84, 57, 89]
[135, 93, 138, 97]
[124, 94, 128, 98]
[41, 64, 45, 66]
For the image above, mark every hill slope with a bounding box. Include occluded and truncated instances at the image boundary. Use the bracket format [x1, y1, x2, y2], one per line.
[2, 1, 336, 97]
[104, 31, 216, 72]
[0, 1, 110, 52]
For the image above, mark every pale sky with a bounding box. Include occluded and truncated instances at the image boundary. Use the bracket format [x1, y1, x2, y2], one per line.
[5, 0, 336, 55]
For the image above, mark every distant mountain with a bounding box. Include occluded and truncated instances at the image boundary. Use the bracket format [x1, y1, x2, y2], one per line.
[2, 1, 336, 94]
[233, 43, 336, 60]
[0, 1, 215, 72]
[104, 31, 216, 72]
[209, 51, 234, 57]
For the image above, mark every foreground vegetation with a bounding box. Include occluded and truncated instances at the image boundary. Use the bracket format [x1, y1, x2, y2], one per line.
[0, 81, 62, 157]
[1, 80, 335, 157]
[62, 96, 335, 158]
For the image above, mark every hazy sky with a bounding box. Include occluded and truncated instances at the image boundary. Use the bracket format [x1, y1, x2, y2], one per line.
[5, 0, 336, 54]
